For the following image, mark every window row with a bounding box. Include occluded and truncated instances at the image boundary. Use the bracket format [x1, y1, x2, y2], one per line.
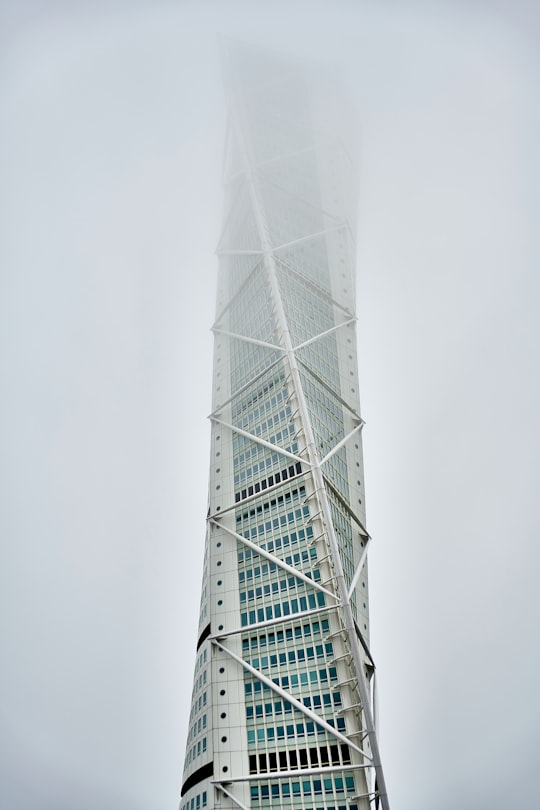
[245, 685, 340, 720]
[297, 341, 341, 392]
[232, 423, 297, 461]
[239, 570, 321, 605]
[246, 715, 347, 745]
[237, 526, 314, 569]
[189, 691, 207, 722]
[230, 345, 281, 394]
[240, 591, 326, 627]
[237, 405, 292, 436]
[278, 269, 334, 330]
[245, 668, 338, 697]
[249, 774, 356, 801]
[231, 373, 287, 420]
[179, 790, 207, 810]
[234, 451, 295, 488]
[239, 549, 318, 587]
[184, 736, 207, 766]
[192, 669, 207, 694]
[241, 619, 330, 653]
[236, 486, 306, 524]
[234, 389, 288, 432]
[193, 647, 207, 675]
[235, 460, 303, 503]
[249, 743, 350, 774]
[322, 449, 350, 505]
[186, 713, 207, 743]
[238, 536, 315, 580]
[245, 640, 334, 671]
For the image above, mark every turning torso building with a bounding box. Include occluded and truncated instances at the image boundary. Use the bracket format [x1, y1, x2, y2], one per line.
[180, 45, 390, 810]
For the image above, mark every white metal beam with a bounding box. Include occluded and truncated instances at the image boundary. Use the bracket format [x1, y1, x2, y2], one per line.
[207, 469, 311, 520]
[273, 253, 356, 319]
[209, 603, 338, 640]
[295, 355, 363, 422]
[347, 537, 371, 601]
[209, 355, 286, 419]
[214, 783, 250, 810]
[211, 417, 309, 466]
[209, 517, 339, 602]
[320, 422, 365, 466]
[213, 764, 367, 783]
[293, 317, 357, 351]
[212, 327, 285, 352]
[212, 638, 372, 761]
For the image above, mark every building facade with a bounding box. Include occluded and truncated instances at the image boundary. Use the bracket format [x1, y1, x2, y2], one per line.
[180, 45, 389, 810]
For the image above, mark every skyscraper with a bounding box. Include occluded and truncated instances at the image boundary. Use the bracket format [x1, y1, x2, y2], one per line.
[180, 45, 390, 810]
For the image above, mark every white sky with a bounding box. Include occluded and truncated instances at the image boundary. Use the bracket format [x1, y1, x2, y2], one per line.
[1, 2, 539, 809]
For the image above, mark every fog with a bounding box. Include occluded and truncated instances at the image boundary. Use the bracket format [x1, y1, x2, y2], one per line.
[1, 1, 539, 808]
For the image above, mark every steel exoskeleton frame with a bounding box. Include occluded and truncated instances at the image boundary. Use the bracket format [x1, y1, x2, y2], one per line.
[205, 68, 391, 810]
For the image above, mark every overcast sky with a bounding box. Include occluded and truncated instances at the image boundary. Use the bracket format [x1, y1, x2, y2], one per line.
[1, 2, 539, 809]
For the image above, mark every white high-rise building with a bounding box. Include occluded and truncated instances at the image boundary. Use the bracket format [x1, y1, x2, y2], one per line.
[180, 44, 390, 810]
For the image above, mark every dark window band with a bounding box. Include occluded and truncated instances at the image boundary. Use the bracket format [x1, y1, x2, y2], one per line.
[197, 623, 211, 651]
[181, 762, 213, 797]
[235, 462, 302, 503]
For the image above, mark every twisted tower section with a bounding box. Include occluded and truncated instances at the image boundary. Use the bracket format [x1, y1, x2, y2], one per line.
[180, 44, 390, 810]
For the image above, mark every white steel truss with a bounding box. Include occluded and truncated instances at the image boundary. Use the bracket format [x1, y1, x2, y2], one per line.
[213, 80, 389, 808]
[180, 47, 390, 810]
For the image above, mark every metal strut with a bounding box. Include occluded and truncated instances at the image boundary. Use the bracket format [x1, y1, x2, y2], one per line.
[224, 73, 391, 810]
[230, 117, 390, 810]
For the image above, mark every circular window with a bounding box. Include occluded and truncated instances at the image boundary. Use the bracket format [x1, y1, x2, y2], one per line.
[221, 736, 227, 743]
[217, 561, 222, 567]
[217, 580, 222, 586]
[220, 712, 226, 719]
[222, 766, 228, 773]
[218, 624, 223, 631]
[217, 600, 223, 606]
[219, 667, 225, 674]
[220, 689, 226, 696]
